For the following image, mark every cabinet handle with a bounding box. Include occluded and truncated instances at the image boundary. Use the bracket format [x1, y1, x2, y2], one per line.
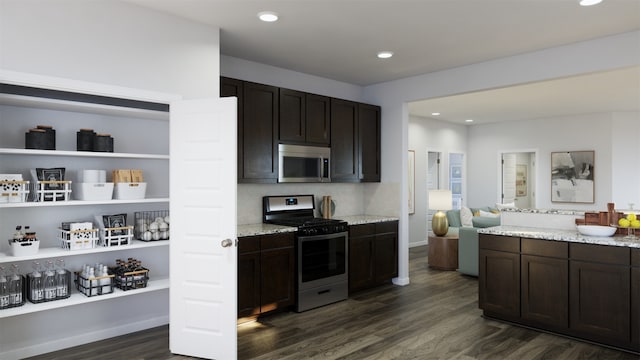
[221, 239, 233, 248]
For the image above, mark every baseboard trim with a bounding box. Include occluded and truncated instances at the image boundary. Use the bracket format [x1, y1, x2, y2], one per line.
[2, 316, 169, 360]
[392, 276, 410, 286]
[409, 240, 428, 248]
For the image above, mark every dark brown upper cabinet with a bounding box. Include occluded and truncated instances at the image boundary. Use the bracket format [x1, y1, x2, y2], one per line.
[279, 89, 330, 146]
[358, 103, 381, 182]
[331, 99, 381, 182]
[221, 77, 279, 183]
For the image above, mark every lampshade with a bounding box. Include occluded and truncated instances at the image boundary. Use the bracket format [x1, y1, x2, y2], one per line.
[428, 190, 453, 211]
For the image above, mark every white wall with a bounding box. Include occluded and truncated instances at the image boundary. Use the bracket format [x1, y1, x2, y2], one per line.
[221, 55, 363, 102]
[611, 111, 640, 209]
[0, 1, 221, 358]
[408, 115, 467, 247]
[468, 114, 613, 211]
[0, 0, 220, 99]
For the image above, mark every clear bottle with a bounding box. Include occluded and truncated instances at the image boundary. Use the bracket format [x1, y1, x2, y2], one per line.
[30, 261, 44, 302]
[99, 265, 111, 294]
[9, 264, 22, 305]
[88, 268, 96, 296]
[43, 260, 57, 300]
[55, 259, 68, 298]
[0, 266, 9, 309]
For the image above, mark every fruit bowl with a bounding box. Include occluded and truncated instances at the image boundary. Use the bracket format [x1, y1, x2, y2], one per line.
[576, 225, 617, 237]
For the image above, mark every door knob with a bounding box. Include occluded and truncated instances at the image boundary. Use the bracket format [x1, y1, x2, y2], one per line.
[221, 239, 233, 248]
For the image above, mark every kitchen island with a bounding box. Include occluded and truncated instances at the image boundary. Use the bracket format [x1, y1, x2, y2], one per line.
[477, 226, 639, 354]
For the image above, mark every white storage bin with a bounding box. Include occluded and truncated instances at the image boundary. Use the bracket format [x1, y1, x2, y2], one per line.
[72, 182, 114, 201]
[0, 180, 29, 203]
[34, 180, 72, 202]
[10, 240, 40, 256]
[100, 226, 133, 247]
[113, 182, 146, 200]
[58, 228, 100, 250]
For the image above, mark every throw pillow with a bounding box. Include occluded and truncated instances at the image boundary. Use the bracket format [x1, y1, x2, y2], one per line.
[479, 209, 500, 218]
[460, 206, 474, 227]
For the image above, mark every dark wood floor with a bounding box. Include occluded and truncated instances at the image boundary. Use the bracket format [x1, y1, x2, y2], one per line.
[26, 246, 637, 360]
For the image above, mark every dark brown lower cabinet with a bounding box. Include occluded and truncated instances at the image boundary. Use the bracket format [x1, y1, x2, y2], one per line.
[521, 238, 568, 330]
[237, 232, 294, 320]
[632, 249, 640, 347]
[569, 243, 631, 348]
[478, 235, 520, 319]
[479, 234, 638, 354]
[348, 221, 398, 293]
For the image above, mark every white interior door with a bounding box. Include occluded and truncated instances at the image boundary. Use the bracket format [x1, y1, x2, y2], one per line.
[502, 153, 516, 205]
[169, 97, 237, 359]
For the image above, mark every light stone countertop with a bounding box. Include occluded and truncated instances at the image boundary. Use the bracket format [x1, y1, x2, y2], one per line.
[237, 223, 296, 237]
[478, 225, 640, 248]
[237, 215, 398, 237]
[500, 208, 586, 216]
[338, 215, 399, 225]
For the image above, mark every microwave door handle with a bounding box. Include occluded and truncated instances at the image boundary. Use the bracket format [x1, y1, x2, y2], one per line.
[318, 157, 323, 182]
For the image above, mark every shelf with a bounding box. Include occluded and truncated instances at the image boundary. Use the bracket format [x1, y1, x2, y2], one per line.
[0, 240, 169, 264]
[0, 277, 169, 319]
[0, 148, 168, 159]
[0, 92, 170, 121]
[0, 197, 169, 209]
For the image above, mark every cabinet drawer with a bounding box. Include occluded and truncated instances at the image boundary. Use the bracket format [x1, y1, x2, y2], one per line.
[261, 232, 294, 250]
[350, 223, 375, 237]
[479, 234, 520, 253]
[375, 221, 398, 234]
[570, 243, 629, 265]
[238, 236, 260, 254]
[632, 249, 640, 267]
[521, 238, 568, 258]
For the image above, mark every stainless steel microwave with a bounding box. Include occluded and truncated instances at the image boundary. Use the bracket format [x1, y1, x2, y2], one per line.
[278, 144, 330, 183]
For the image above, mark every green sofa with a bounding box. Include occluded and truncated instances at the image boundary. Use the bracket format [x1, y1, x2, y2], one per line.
[446, 208, 501, 276]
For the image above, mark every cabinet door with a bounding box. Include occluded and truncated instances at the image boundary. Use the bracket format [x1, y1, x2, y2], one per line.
[260, 246, 295, 312]
[632, 266, 640, 347]
[237, 252, 261, 318]
[331, 98, 358, 182]
[358, 103, 381, 182]
[570, 260, 631, 345]
[305, 94, 330, 145]
[279, 88, 305, 143]
[220, 77, 244, 181]
[349, 235, 375, 292]
[374, 231, 398, 284]
[521, 255, 568, 329]
[479, 249, 520, 318]
[242, 82, 279, 182]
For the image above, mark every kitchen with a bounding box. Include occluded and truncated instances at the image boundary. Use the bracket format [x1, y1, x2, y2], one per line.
[1, 1, 639, 359]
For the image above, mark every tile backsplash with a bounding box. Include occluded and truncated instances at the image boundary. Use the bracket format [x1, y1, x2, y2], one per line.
[237, 182, 399, 225]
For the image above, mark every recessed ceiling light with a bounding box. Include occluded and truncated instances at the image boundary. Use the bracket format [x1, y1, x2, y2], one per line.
[431, 112, 441, 116]
[465, 119, 474, 123]
[258, 11, 279, 22]
[579, 0, 602, 6]
[377, 51, 393, 59]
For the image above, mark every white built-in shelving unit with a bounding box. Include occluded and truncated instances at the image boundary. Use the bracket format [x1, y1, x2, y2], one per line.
[0, 70, 179, 360]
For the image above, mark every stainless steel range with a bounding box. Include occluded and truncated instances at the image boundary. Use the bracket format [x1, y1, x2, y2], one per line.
[263, 195, 348, 312]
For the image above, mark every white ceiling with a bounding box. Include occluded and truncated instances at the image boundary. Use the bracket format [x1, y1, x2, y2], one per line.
[125, 0, 640, 124]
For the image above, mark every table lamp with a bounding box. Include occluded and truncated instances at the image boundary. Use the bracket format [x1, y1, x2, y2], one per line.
[429, 189, 452, 236]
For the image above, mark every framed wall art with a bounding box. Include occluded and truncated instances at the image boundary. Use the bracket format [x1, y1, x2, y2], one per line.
[551, 150, 594, 203]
